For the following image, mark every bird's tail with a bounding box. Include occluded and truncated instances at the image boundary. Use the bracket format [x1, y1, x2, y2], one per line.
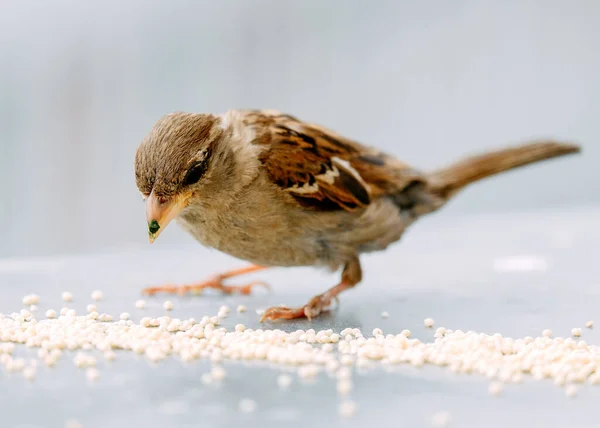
[427, 141, 581, 199]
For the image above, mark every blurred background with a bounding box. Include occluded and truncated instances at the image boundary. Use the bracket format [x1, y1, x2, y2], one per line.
[0, 0, 598, 259]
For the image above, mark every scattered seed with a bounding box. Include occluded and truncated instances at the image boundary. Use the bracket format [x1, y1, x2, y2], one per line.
[277, 374, 292, 389]
[488, 381, 503, 397]
[336, 379, 353, 396]
[104, 350, 116, 361]
[381, 311, 389, 319]
[431, 411, 452, 427]
[23, 366, 36, 381]
[339, 401, 357, 418]
[61, 292, 73, 302]
[91, 290, 103, 301]
[86, 368, 100, 382]
[565, 384, 578, 398]
[586, 320, 594, 329]
[22, 294, 40, 306]
[211, 366, 226, 381]
[237, 305, 247, 313]
[239, 398, 257, 413]
[135, 300, 146, 310]
[163, 301, 174, 311]
[424, 318, 435, 328]
[65, 419, 83, 428]
[571, 328, 581, 337]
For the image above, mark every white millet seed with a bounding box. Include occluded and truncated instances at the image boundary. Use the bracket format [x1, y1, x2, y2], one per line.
[571, 328, 581, 337]
[565, 384, 578, 398]
[120, 312, 130, 321]
[431, 411, 452, 427]
[91, 290, 103, 301]
[337, 367, 352, 380]
[298, 365, 319, 379]
[336, 379, 353, 396]
[424, 318, 435, 328]
[256, 309, 265, 315]
[61, 292, 73, 302]
[339, 401, 357, 418]
[86, 368, 100, 382]
[488, 382, 503, 397]
[372, 328, 383, 336]
[236, 305, 247, 313]
[239, 398, 257, 413]
[22, 294, 40, 306]
[98, 313, 113, 322]
[211, 366, 226, 381]
[381, 311, 389, 319]
[163, 300, 174, 311]
[235, 324, 245, 333]
[65, 420, 83, 428]
[277, 374, 293, 389]
[340, 355, 354, 366]
[135, 299, 146, 309]
[45, 309, 57, 319]
[542, 329, 552, 338]
[586, 320, 594, 329]
[401, 329, 411, 338]
[23, 366, 36, 381]
[29, 305, 38, 312]
[86, 304, 97, 313]
[104, 350, 116, 361]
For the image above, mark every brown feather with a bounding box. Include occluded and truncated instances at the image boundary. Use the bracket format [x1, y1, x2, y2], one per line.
[243, 110, 426, 212]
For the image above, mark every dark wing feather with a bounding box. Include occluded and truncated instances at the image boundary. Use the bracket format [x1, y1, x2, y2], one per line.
[243, 110, 429, 212]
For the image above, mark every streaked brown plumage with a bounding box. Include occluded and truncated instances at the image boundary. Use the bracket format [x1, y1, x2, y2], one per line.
[134, 109, 581, 321]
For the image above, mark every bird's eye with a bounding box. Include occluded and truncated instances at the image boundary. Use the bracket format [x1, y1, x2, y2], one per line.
[182, 161, 207, 186]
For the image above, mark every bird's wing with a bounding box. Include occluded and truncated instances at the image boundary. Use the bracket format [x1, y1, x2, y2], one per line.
[242, 110, 427, 212]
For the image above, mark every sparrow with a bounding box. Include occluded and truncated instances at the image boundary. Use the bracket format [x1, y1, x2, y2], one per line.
[134, 109, 581, 322]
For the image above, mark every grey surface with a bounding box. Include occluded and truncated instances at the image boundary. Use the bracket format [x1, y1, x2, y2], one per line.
[1, 0, 599, 258]
[1, 206, 600, 428]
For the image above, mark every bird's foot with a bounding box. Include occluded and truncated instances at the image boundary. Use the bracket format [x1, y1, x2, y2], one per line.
[141, 265, 270, 296]
[142, 279, 270, 296]
[260, 294, 339, 322]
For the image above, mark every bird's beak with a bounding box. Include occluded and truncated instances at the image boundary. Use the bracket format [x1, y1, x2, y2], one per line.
[145, 190, 190, 243]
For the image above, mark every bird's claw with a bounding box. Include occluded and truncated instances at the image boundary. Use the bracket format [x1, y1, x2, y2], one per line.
[260, 294, 337, 322]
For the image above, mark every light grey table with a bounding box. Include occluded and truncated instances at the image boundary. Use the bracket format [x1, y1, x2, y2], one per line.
[1, 206, 599, 428]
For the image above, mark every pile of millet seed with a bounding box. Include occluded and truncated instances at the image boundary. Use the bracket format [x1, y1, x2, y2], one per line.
[3, 292, 599, 424]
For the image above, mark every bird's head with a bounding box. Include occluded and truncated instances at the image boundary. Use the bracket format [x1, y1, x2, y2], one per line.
[134, 111, 231, 243]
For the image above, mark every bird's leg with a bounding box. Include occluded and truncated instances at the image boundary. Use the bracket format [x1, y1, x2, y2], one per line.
[142, 265, 270, 296]
[260, 257, 362, 322]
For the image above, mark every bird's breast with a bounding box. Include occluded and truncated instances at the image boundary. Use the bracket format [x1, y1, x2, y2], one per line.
[176, 195, 329, 268]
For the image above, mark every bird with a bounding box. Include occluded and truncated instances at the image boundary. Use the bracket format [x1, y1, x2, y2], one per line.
[134, 109, 581, 322]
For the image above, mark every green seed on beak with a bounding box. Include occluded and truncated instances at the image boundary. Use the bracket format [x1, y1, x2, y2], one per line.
[148, 220, 160, 236]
